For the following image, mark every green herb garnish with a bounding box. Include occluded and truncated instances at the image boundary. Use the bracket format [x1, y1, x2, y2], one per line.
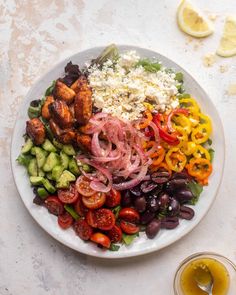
[122, 233, 139, 246]
[187, 180, 203, 205]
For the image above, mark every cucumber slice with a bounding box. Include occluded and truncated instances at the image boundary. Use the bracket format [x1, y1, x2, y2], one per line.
[46, 172, 53, 180]
[31, 147, 36, 155]
[30, 176, 44, 186]
[56, 170, 76, 189]
[69, 158, 80, 176]
[28, 158, 38, 176]
[21, 138, 33, 154]
[38, 169, 45, 177]
[42, 139, 57, 152]
[17, 154, 33, 167]
[53, 138, 63, 150]
[52, 165, 64, 181]
[35, 147, 47, 169]
[43, 152, 60, 172]
[37, 187, 49, 199]
[60, 151, 69, 169]
[62, 144, 76, 156]
[42, 178, 56, 193]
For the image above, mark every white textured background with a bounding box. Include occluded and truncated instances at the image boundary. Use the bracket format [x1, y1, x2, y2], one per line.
[0, 0, 236, 294]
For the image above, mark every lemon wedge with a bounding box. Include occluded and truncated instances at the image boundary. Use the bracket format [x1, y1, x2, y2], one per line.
[217, 16, 236, 57]
[177, 0, 214, 38]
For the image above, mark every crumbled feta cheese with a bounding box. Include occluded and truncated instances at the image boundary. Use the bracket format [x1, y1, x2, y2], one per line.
[88, 50, 179, 121]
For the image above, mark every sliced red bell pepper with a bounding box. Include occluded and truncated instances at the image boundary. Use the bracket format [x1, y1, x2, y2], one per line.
[153, 114, 180, 145]
[167, 108, 190, 132]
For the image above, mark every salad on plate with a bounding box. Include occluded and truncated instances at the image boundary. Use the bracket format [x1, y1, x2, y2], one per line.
[17, 45, 214, 251]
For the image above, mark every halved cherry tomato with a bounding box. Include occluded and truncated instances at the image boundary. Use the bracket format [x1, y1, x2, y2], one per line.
[90, 232, 111, 249]
[73, 218, 93, 241]
[105, 189, 121, 208]
[86, 210, 98, 228]
[45, 196, 64, 216]
[107, 224, 122, 243]
[82, 192, 106, 209]
[74, 197, 89, 217]
[58, 184, 79, 204]
[94, 208, 115, 230]
[58, 212, 73, 229]
[75, 176, 95, 197]
[118, 208, 140, 224]
[120, 220, 140, 234]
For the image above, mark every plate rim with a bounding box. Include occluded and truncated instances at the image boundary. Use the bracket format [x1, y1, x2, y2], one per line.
[10, 45, 225, 259]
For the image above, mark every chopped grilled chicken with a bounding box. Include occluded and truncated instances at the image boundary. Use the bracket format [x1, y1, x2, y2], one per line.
[49, 119, 76, 144]
[26, 118, 46, 145]
[78, 122, 93, 134]
[70, 75, 86, 93]
[53, 80, 75, 104]
[49, 100, 74, 129]
[77, 133, 91, 151]
[41, 95, 55, 120]
[74, 77, 92, 125]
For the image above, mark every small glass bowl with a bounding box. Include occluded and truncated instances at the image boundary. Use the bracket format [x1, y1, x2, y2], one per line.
[173, 252, 236, 295]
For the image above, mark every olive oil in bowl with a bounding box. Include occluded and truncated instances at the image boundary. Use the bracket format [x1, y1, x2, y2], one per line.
[174, 253, 236, 295]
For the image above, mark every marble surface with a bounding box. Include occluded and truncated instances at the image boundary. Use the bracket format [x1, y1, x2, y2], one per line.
[1, 0, 236, 294]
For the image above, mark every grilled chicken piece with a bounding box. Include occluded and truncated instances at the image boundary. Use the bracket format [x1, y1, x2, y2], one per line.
[77, 133, 91, 151]
[41, 95, 54, 120]
[49, 100, 74, 129]
[71, 75, 86, 93]
[78, 123, 93, 134]
[26, 118, 46, 145]
[49, 119, 76, 144]
[74, 77, 92, 125]
[53, 80, 75, 104]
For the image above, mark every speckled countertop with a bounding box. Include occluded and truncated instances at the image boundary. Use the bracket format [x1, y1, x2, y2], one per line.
[1, 1, 236, 294]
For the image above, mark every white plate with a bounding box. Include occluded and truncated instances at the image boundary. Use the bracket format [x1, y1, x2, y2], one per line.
[11, 46, 225, 258]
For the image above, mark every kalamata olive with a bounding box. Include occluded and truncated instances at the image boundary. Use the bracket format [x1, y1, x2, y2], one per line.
[33, 195, 44, 206]
[158, 193, 170, 210]
[152, 184, 163, 195]
[161, 216, 179, 229]
[145, 219, 161, 239]
[140, 181, 158, 193]
[151, 171, 170, 184]
[146, 195, 159, 213]
[130, 185, 142, 197]
[140, 210, 155, 225]
[165, 179, 188, 193]
[167, 198, 180, 216]
[121, 190, 132, 207]
[171, 172, 189, 180]
[174, 189, 193, 204]
[134, 196, 147, 213]
[179, 205, 195, 220]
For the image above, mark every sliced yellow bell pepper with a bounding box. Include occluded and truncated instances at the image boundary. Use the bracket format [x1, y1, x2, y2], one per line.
[191, 123, 211, 144]
[165, 147, 187, 172]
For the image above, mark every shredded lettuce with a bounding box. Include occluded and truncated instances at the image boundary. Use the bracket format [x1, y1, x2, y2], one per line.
[135, 58, 161, 72]
[122, 233, 139, 245]
[187, 181, 203, 205]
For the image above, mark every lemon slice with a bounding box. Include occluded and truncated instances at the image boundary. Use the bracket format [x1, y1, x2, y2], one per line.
[177, 0, 214, 38]
[216, 16, 236, 57]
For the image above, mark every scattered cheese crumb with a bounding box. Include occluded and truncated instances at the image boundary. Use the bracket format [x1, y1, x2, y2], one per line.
[219, 65, 229, 73]
[227, 83, 236, 96]
[202, 53, 217, 67]
[88, 51, 179, 121]
[208, 14, 218, 21]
